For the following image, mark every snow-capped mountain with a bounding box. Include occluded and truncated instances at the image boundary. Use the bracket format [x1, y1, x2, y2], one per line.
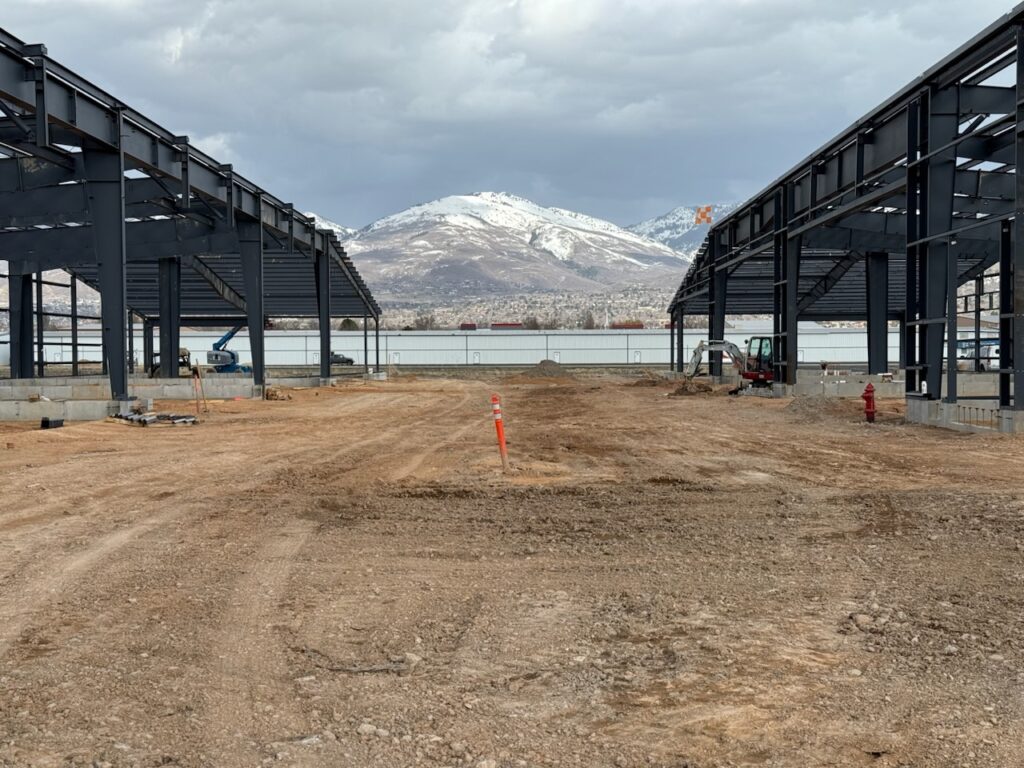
[305, 212, 356, 240]
[628, 203, 738, 254]
[318, 192, 691, 300]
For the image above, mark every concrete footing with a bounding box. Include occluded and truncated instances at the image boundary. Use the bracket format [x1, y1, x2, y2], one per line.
[905, 398, 1024, 434]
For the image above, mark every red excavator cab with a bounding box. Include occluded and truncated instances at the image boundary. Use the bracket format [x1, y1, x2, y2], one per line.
[742, 336, 775, 385]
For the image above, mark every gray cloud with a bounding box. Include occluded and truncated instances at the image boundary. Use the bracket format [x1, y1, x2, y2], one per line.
[3, 0, 1016, 226]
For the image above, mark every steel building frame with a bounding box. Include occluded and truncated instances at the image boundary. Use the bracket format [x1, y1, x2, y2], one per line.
[668, 4, 1024, 413]
[0, 28, 380, 400]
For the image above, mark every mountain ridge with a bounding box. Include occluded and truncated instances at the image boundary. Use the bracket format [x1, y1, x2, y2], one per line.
[308, 192, 707, 301]
[628, 203, 739, 253]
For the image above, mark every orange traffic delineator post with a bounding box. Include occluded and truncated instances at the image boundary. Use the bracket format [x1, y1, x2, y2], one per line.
[491, 393, 510, 472]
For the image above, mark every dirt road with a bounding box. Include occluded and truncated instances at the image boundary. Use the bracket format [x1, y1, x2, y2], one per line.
[1, 371, 1023, 767]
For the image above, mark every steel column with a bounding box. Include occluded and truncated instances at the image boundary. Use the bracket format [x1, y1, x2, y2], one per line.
[70, 277, 78, 376]
[677, 310, 685, 373]
[922, 87, 957, 400]
[783, 234, 800, 385]
[898, 312, 907, 371]
[945, 243, 958, 403]
[375, 316, 380, 372]
[238, 219, 266, 388]
[773, 188, 800, 386]
[905, 99, 922, 394]
[127, 310, 135, 373]
[866, 252, 890, 375]
[83, 140, 128, 401]
[669, 314, 675, 372]
[974, 275, 984, 373]
[158, 257, 181, 378]
[708, 234, 726, 376]
[34, 271, 44, 377]
[1000, 220, 1012, 407]
[1014, 25, 1024, 409]
[363, 314, 369, 374]
[143, 318, 154, 375]
[315, 249, 331, 379]
[9, 272, 33, 378]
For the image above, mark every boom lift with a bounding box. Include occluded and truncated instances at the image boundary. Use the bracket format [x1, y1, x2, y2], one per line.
[685, 337, 775, 386]
[206, 325, 252, 374]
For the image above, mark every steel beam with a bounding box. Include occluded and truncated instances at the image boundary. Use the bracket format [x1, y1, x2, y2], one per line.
[239, 218, 266, 388]
[866, 252, 890, 374]
[797, 252, 862, 314]
[83, 140, 128, 400]
[158, 257, 181, 378]
[183, 254, 246, 313]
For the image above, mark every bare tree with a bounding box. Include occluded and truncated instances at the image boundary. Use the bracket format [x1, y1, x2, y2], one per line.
[413, 313, 438, 330]
[580, 310, 596, 330]
[522, 315, 541, 330]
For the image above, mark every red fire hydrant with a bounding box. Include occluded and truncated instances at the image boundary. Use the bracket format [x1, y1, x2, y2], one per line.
[862, 383, 876, 424]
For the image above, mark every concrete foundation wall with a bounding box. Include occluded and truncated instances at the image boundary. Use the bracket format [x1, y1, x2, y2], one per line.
[0, 399, 116, 421]
[0, 373, 339, 421]
[0, 375, 263, 402]
[791, 372, 904, 398]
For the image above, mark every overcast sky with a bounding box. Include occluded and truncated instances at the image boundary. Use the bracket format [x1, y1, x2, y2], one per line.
[4, 0, 1018, 227]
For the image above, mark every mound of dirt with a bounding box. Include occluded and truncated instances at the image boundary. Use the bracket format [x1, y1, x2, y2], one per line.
[528, 359, 569, 378]
[630, 370, 671, 388]
[785, 394, 845, 420]
[669, 379, 714, 397]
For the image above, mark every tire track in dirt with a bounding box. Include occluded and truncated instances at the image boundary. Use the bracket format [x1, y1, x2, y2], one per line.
[296, 388, 483, 484]
[0, 393, 384, 535]
[0, 393, 402, 584]
[195, 388, 483, 761]
[202, 519, 314, 764]
[0, 509, 181, 657]
[389, 417, 487, 481]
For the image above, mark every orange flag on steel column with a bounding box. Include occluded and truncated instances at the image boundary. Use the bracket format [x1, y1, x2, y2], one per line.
[695, 205, 713, 225]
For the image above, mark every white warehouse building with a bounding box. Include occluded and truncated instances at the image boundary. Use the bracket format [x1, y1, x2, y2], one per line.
[1, 321, 901, 370]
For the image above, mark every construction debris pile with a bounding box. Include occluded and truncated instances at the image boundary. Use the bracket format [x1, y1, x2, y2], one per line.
[111, 412, 198, 427]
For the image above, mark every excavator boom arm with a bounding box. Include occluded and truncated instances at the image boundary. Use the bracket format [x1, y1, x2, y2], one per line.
[685, 340, 746, 378]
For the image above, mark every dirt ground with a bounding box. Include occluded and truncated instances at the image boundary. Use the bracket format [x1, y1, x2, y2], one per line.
[1, 370, 1023, 768]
